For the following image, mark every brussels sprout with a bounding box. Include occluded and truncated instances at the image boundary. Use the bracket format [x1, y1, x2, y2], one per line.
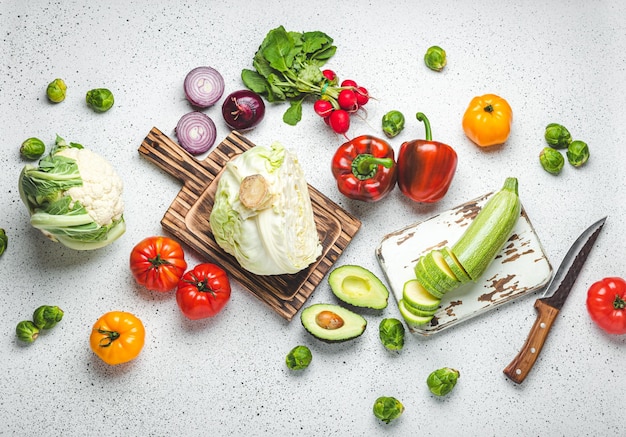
[20, 137, 46, 160]
[544, 123, 572, 149]
[566, 140, 589, 167]
[285, 345, 312, 370]
[373, 396, 404, 424]
[424, 46, 447, 71]
[33, 305, 64, 330]
[46, 78, 67, 103]
[16, 320, 40, 343]
[86, 88, 115, 112]
[427, 367, 460, 396]
[0, 228, 6, 257]
[382, 110, 405, 138]
[379, 318, 405, 351]
[539, 146, 564, 175]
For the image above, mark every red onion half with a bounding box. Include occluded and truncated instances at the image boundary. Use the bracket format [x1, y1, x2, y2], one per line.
[221, 90, 266, 131]
[183, 66, 225, 108]
[175, 111, 217, 155]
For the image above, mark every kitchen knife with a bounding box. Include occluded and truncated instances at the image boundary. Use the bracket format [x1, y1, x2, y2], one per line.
[503, 216, 606, 384]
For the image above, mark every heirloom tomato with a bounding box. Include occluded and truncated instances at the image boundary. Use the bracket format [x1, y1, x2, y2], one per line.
[586, 277, 626, 335]
[130, 236, 187, 292]
[90, 311, 145, 365]
[176, 263, 231, 320]
[462, 94, 513, 147]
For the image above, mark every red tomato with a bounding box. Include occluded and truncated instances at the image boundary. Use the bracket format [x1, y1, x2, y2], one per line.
[130, 236, 187, 292]
[176, 263, 231, 320]
[586, 277, 626, 335]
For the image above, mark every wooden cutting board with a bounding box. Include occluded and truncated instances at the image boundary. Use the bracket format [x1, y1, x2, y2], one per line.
[138, 127, 361, 321]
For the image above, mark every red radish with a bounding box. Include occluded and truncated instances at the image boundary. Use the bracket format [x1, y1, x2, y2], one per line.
[328, 109, 350, 134]
[337, 89, 358, 112]
[355, 86, 369, 106]
[313, 99, 334, 117]
[340, 79, 357, 88]
[322, 69, 337, 83]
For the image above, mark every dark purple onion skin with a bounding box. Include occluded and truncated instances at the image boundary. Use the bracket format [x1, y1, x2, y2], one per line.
[221, 90, 265, 131]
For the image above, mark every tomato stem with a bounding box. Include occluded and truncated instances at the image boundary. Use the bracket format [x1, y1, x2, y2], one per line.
[185, 274, 216, 296]
[148, 254, 172, 269]
[614, 294, 626, 309]
[97, 329, 120, 347]
[483, 104, 494, 113]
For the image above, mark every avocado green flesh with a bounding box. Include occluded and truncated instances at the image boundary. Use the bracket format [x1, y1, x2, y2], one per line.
[300, 303, 367, 342]
[328, 265, 389, 309]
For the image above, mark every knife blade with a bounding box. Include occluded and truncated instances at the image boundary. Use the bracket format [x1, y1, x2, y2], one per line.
[503, 216, 606, 384]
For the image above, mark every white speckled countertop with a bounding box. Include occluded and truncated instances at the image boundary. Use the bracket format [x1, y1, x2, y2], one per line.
[1, 1, 624, 435]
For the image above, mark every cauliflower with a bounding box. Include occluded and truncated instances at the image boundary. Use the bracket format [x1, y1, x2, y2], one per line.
[56, 147, 124, 226]
[18, 135, 126, 250]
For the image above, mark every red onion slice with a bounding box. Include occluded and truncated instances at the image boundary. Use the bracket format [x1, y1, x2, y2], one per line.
[175, 111, 217, 155]
[183, 66, 225, 108]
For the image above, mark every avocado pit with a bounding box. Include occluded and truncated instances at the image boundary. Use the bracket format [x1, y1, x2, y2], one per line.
[315, 310, 345, 330]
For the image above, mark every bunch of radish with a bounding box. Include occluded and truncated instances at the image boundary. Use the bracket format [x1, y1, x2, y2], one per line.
[313, 69, 370, 136]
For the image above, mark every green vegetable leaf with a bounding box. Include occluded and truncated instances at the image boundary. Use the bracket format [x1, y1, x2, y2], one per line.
[310, 45, 337, 63]
[252, 51, 275, 79]
[301, 31, 333, 54]
[283, 100, 303, 126]
[266, 73, 289, 101]
[261, 26, 298, 72]
[241, 69, 269, 94]
[242, 26, 338, 123]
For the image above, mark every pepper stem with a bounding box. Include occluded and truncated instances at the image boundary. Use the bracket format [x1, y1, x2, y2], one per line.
[415, 112, 432, 141]
[352, 154, 395, 181]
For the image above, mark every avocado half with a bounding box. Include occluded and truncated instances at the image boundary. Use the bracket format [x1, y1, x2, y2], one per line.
[328, 265, 389, 309]
[300, 303, 367, 343]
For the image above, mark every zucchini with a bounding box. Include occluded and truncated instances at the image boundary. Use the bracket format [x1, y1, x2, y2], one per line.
[421, 249, 462, 292]
[451, 177, 521, 281]
[440, 246, 471, 284]
[403, 279, 441, 311]
[398, 299, 433, 326]
[413, 256, 447, 299]
[403, 299, 438, 317]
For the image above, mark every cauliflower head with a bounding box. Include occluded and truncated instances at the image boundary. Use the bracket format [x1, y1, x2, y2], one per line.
[18, 135, 126, 250]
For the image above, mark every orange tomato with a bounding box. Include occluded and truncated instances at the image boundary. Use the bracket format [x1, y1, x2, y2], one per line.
[90, 311, 145, 365]
[462, 94, 513, 147]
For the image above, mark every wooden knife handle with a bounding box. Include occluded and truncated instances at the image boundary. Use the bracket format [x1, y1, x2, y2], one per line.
[503, 300, 560, 384]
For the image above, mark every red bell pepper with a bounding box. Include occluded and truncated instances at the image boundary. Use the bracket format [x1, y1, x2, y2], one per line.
[586, 277, 626, 335]
[331, 135, 397, 202]
[397, 112, 458, 203]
